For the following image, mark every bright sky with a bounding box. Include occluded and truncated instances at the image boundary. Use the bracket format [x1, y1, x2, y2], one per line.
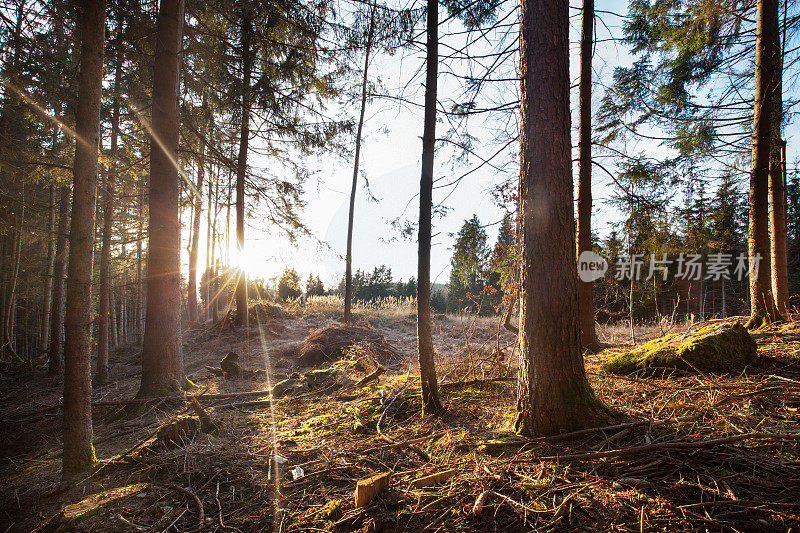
[181, 0, 800, 289]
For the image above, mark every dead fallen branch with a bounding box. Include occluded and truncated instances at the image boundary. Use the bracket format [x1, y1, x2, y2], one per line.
[154, 483, 205, 530]
[354, 366, 385, 387]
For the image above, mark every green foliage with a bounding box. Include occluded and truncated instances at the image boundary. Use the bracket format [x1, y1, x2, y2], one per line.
[337, 265, 415, 303]
[448, 215, 490, 314]
[305, 274, 325, 296]
[278, 268, 302, 301]
[489, 214, 516, 294]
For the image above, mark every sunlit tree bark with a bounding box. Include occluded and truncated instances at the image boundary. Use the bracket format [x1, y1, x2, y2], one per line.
[62, 0, 105, 475]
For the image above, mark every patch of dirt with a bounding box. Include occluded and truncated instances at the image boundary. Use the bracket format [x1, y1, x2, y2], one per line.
[2, 311, 800, 533]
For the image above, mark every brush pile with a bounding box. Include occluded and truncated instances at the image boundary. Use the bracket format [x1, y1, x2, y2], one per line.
[277, 324, 401, 367]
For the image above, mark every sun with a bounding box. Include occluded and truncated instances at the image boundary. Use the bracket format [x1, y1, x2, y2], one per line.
[229, 245, 271, 280]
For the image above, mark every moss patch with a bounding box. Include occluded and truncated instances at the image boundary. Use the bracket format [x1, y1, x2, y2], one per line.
[64, 483, 147, 522]
[602, 322, 757, 375]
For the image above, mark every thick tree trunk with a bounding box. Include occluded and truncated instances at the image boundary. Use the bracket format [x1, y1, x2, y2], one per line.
[769, 2, 788, 316]
[62, 0, 104, 475]
[516, 0, 611, 437]
[576, 0, 599, 352]
[138, 0, 186, 397]
[40, 185, 57, 353]
[416, 0, 442, 415]
[746, 0, 781, 328]
[187, 122, 205, 323]
[49, 186, 70, 376]
[344, 3, 376, 325]
[234, 14, 252, 327]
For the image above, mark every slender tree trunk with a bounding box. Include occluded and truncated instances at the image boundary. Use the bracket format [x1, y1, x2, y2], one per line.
[136, 178, 144, 344]
[96, 51, 121, 384]
[119, 197, 127, 344]
[41, 185, 57, 353]
[746, 0, 781, 328]
[576, 0, 599, 352]
[62, 0, 105, 475]
[344, 2, 376, 325]
[212, 175, 220, 321]
[4, 186, 24, 361]
[516, 0, 611, 437]
[234, 14, 252, 327]
[416, 0, 442, 415]
[769, 1, 788, 316]
[139, 0, 186, 397]
[205, 161, 212, 319]
[49, 186, 70, 376]
[96, 168, 111, 384]
[0, 1, 25, 364]
[110, 283, 119, 346]
[187, 112, 205, 323]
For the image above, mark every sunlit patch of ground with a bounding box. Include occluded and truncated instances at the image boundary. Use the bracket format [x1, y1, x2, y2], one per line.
[1, 306, 798, 531]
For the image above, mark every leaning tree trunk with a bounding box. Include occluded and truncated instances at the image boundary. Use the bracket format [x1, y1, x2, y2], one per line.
[344, 2, 376, 325]
[62, 0, 105, 475]
[576, 0, 600, 352]
[138, 0, 186, 397]
[233, 13, 252, 327]
[515, 0, 611, 437]
[49, 186, 70, 376]
[769, 0, 788, 317]
[416, 0, 443, 415]
[746, 0, 781, 329]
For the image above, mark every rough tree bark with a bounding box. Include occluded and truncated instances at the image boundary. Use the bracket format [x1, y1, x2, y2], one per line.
[768, 0, 788, 317]
[344, 2, 376, 325]
[416, 0, 442, 415]
[62, 0, 105, 475]
[138, 0, 186, 397]
[516, 0, 611, 436]
[233, 13, 252, 327]
[576, 0, 600, 352]
[746, 0, 781, 329]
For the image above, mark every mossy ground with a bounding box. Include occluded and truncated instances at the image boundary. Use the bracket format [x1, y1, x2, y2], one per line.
[602, 321, 757, 375]
[3, 313, 800, 532]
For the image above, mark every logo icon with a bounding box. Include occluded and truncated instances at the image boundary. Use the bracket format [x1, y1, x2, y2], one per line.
[578, 251, 608, 282]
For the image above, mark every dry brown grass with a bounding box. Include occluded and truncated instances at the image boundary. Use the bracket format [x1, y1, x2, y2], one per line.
[1, 307, 799, 532]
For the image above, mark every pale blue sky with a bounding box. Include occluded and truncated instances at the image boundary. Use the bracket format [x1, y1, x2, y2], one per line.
[183, 0, 800, 288]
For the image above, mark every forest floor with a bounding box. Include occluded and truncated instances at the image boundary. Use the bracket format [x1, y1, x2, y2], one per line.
[1, 303, 800, 532]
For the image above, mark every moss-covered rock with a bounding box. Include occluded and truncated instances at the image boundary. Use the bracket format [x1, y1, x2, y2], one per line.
[602, 322, 757, 375]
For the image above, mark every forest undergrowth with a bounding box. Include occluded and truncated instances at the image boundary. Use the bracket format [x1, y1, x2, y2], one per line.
[1, 306, 799, 532]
